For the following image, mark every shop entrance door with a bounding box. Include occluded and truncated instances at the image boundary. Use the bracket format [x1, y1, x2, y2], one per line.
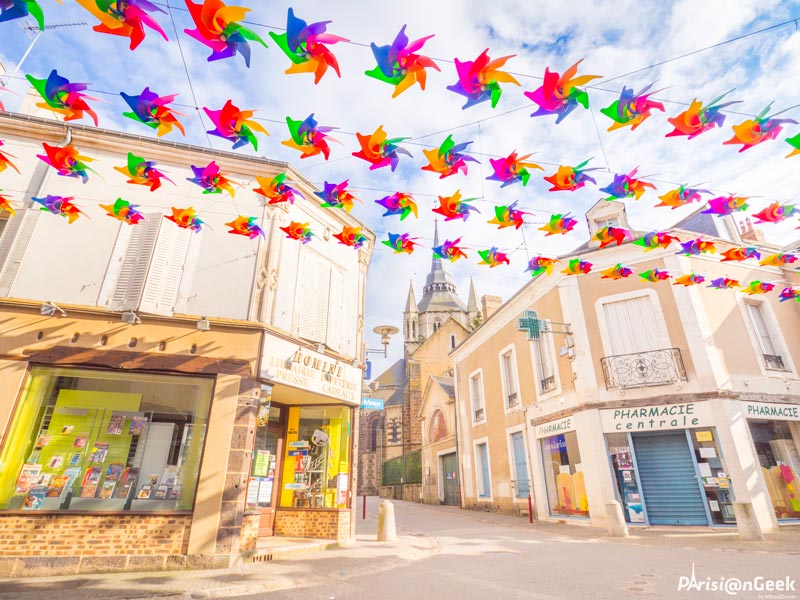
[632, 431, 708, 525]
[511, 432, 530, 499]
[441, 452, 459, 506]
[249, 404, 285, 536]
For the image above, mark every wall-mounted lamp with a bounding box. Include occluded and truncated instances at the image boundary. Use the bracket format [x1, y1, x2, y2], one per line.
[40, 301, 67, 317]
[121, 311, 141, 325]
[196, 317, 211, 331]
[366, 325, 399, 358]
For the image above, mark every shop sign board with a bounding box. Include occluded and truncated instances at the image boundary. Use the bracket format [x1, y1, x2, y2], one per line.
[287, 450, 308, 456]
[743, 401, 800, 421]
[533, 415, 576, 439]
[600, 402, 713, 433]
[288, 440, 309, 448]
[361, 397, 384, 410]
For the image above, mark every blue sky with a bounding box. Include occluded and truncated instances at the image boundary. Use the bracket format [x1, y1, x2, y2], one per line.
[2, 0, 800, 375]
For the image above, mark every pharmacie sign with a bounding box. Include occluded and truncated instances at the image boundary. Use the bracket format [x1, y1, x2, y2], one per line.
[534, 415, 576, 439]
[744, 401, 800, 421]
[600, 402, 713, 432]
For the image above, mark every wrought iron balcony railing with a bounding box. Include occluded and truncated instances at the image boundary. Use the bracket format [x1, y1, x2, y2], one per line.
[600, 348, 688, 390]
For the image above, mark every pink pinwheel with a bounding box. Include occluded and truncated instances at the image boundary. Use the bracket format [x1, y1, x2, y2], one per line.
[487, 151, 542, 187]
[77, 0, 168, 50]
[26, 70, 100, 125]
[447, 49, 520, 109]
[365, 25, 439, 97]
[204, 100, 268, 151]
[600, 83, 665, 131]
[525, 59, 601, 123]
[184, 0, 268, 67]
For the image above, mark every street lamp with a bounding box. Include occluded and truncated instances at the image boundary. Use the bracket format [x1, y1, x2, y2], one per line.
[366, 325, 399, 358]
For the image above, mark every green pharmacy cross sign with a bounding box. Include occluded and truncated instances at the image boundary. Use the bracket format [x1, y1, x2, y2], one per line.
[516, 310, 541, 340]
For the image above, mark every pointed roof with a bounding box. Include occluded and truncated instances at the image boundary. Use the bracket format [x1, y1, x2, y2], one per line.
[418, 221, 467, 313]
[404, 281, 417, 313]
[467, 278, 479, 314]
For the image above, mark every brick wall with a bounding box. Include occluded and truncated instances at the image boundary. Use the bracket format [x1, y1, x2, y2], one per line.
[274, 509, 350, 543]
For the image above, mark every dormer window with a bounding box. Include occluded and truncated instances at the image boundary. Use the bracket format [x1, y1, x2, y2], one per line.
[596, 217, 619, 229]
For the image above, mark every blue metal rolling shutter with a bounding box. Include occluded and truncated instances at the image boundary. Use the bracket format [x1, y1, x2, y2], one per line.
[632, 432, 708, 526]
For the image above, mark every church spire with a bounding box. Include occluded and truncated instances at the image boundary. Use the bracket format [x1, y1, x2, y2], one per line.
[467, 278, 479, 314]
[404, 281, 417, 313]
[429, 219, 445, 277]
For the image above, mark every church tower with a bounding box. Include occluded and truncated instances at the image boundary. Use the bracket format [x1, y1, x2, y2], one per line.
[403, 281, 420, 356]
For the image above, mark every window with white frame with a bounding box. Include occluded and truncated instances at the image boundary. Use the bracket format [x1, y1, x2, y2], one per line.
[534, 321, 557, 393]
[470, 372, 484, 422]
[745, 301, 788, 371]
[501, 348, 519, 407]
[595, 217, 619, 229]
[475, 441, 491, 498]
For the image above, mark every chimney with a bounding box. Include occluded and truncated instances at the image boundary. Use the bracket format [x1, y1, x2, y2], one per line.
[481, 295, 502, 322]
[741, 217, 765, 243]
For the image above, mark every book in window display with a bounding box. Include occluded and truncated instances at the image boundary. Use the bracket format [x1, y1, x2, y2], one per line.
[15, 464, 42, 495]
[88, 442, 109, 464]
[153, 485, 169, 500]
[129, 416, 148, 436]
[73, 436, 87, 449]
[80, 466, 102, 498]
[105, 463, 124, 482]
[98, 481, 117, 499]
[47, 475, 72, 498]
[48, 455, 64, 469]
[167, 485, 181, 501]
[115, 467, 139, 499]
[106, 415, 125, 435]
[137, 485, 153, 499]
[35, 435, 50, 449]
[68, 452, 81, 466]
[23, 486, 47, 510]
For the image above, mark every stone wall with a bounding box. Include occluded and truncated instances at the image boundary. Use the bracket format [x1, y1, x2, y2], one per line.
[358, 451, 380, 495]
[240, 513, 259, 553]
[273, 509, 351, 543]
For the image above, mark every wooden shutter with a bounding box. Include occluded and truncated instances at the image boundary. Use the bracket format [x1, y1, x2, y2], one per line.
[298, 251, 331, 343]
[108, 216, 160, 311]
[602, 296, 665, 355]
[139, 222, 192, 316]
[326, 267, 344, 351]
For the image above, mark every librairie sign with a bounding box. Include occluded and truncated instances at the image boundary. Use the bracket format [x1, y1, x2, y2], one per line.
[743, 401, 800, 421]
[600, 402, 713, 432]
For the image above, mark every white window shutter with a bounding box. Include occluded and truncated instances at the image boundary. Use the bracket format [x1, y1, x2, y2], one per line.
[108, 216, 160, 312]
[298, 252, 331, 343]
[327, 268, 344, 351]
[139, 222, 192, 316]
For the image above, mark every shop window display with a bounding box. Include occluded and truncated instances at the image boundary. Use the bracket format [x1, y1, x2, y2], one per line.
[0, 367, 212, 512]
[749, 420, 800, 520]
[689, 428, 736, 525]
[606, 433, 645, 524]
[246, 397, 283, 510]
[541, 431, 589, 517]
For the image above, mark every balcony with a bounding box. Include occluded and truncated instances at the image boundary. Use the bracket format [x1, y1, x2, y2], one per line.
[600, 348, 688, 390]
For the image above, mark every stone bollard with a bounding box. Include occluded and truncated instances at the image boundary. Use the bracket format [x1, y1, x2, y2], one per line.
[605, 500, 629, 538]
[733, 501, 765, 541]
[377, 500, 397, 542]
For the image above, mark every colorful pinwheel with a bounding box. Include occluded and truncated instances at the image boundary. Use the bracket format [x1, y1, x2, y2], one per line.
[315, 180, 359, 212]
[600, 83, 664, 131]
[759, 252, 798, 267]
[544, 159, 599, 192]
[184, 0, 267, 67]
[0, 191, 17, 216]
[562, 259, 592, 276]
[382, 232, 419, 255]
[488, 202, 529, 230]
[487, 151, 542, 187]
[280, 221, 313, 244]
[594, 226, 632, 248]
[526, 256, 558, 277]
[76, 0, 168, 50]
[478, 247, 510, 268]
[32, 195, 84, 223]
[0, 0, 45, 31]
[26, 70, 99, 125]
[432, 237, 467, 262]
[600, 167, 655, 201]
[723, 104, 797, 152]
[721, 247, 760, 262]
[674, 274, 706, 287]
[282, 114, 337, 160]
[114, 152, 173, 191]
[269, 8, 348, 84]
[226, 216, 265, 239]
[665, 91, 741, 139]
[36, 143, 95, 183]
[432, 190, 480, 222]
[525, 59, 600, 123]
[779, 287, 800, 302]
[365, 25, 439, 97]
[421, 135, 478, 178]
[334, 226, 368, 249]
[601, 264, 634, 280]
[253, 173, 299, 205]
[708, 277, 739, 290]
[752, 202, 800, 224]
[677, 238, 716, 256]
[539, 213, 577, 236]
[204, 100, 268, 151]
[655, 185, 709, 210]
[187, 161, 238, 196]
[100, 199, 145, 225]
[447, 49, 519, 109]
[702, 195, 749, 216]
[742, 281, 775, 295]
[787, 133, 800, 158]
[165, 207, 205, 233]
[633, 231, 681, 251]
[0, 140, 19, 174]
[353, 126, 412, 171]
[120, 87, 185, 137]
[639, 268, 670, 282]
[375, 192, 417, 220]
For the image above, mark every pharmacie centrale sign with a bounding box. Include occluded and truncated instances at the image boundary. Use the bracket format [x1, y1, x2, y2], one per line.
[600, 402, 713, 432]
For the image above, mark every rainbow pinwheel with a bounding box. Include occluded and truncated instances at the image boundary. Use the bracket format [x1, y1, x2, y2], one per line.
[280, 221, 313, 244]
[674, 274, 706, 287]
[600, 83, 664, 131]
[187, 160, 238, 196]
[677, 238, 716, 256]
[77, 0, 168, 50]
[382, 232, 419, 255]
[99, 198, 145, 225]
[639, 268, 670, 282]
[204, 100, 268, 151]
[594, 226, 631, 248]
[655, 186, 709, 210]
[32, 195, 84, 223]
[544, 159, 599, 192]
[0, 191, 17, 216]
[253, 173, 299, 205]
[752, 202, 800, 224]
[601, 264, 634, 280]
[226, 216, 265, 239]
[488, 201, 529, 230]
[721, 247, 760, 262]
[353, 126, 411, 171]
[447, 49, 519, 109]
[315, 179, 359, 212]
[26, 70, 99, 125]
[779, 287, 800, 302]
[421, 135, 478, 178]
[37, 143, 95, 183]
[525, 59, 601, 123]
[121, 87, 185, 137]
[539, 213, 577, 236]
[702, 195, 749, 216]
[708, 277, 739, 290]
[487, 151, 542, 187]
[562, 259, 592, 276]
[666, 91, 741, 139]
[432, 237, 467, 262]
[114, 152, 173, 191]
[282, 114, 337, 160]
[0, 140, 18, 174]
[526, 256, 558, 277]
[600, 167, 655, 201]
[365, 25, 439, 98]
[432, 190, 480, 222]
[742, 281, 775, 295]
[759, 252, 798, 267]
[633, 231, 681, 251]
[478, 247, 510, 268]
[0, 0, 45, 31]
[334, 226, 368, 249]
[787, 133, 800, 158]
[375, 192, 417, 220]
[184, 0, 267, 67]
[165, 207, 205, 233]
[723, 104, 798, 152]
